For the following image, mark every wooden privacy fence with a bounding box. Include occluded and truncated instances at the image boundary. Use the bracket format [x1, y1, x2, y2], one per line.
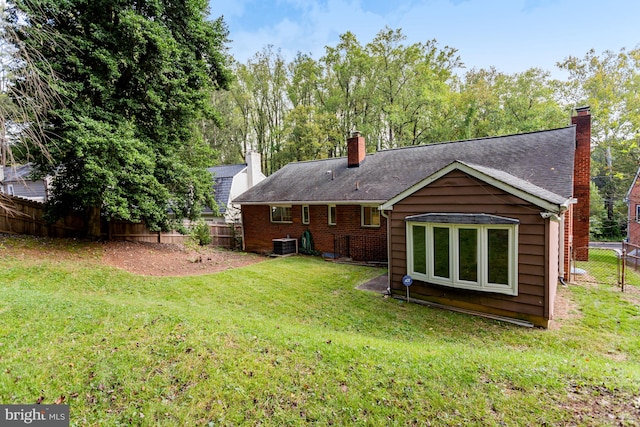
[1, 195, 242, 249]
[0, 195, 85, 238]
[107, 220, 242, 249]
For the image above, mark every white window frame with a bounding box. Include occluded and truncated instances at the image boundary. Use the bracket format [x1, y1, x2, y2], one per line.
[406, 218, 518, 296]
[636, 204, 640, 222]
[302, 205, 310, 225]
[328, 205, 337, 225]
[7, 184, 14, 196]
[361, 205, 381, 228]
[270, 205, 292, 223]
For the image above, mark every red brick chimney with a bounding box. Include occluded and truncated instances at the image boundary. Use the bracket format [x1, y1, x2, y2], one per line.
[347, 131, 366, 168]
[572, 106, 591, 261]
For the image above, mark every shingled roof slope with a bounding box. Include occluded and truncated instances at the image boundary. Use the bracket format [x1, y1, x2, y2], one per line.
[205, 164, 246, 214]
[234, 126, 576, 205]
[2, 163, 39, 182]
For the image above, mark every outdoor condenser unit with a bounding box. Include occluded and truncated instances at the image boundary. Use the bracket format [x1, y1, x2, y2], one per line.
[272, 237, 298, 256]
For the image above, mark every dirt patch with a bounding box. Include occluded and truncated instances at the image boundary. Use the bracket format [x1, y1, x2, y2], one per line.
[548, 284, 581, 330]
[100, 240, 265, 276]
[0, 234, 265, 277]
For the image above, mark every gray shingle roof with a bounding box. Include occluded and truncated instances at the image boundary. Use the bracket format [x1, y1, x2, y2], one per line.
[2, 163, 39, 182]
[205, 164, 246, 214]
[234, 126, 576, 206]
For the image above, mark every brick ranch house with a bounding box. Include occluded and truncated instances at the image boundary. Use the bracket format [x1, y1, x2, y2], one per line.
[235, 108, 591, 327]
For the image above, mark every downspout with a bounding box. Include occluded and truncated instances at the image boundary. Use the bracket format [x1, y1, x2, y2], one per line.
[239, 205, 246, 251]
[558, 211, 569, 287]
[558, 212, 566, 284]
[381, 208, 391, 294]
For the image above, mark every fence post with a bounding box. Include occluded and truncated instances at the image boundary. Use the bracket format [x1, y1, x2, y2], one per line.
[621, 248, 626, 293]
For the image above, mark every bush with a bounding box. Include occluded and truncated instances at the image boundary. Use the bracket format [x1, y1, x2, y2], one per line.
[190, 220, 212, 246]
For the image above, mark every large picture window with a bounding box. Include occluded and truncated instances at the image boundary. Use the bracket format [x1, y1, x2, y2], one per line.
[270, 205, 292, 223]
[406, 214, 518, 296]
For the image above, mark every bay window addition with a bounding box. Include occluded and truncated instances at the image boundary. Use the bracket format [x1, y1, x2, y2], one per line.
[270, 205, 292, 223]
[362, 205, 381, 227]
[406, 213, 519, 296]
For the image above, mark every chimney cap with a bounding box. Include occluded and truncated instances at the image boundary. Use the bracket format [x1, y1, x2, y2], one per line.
[350, 130, 361, 138]
[575, 106, 590, 115]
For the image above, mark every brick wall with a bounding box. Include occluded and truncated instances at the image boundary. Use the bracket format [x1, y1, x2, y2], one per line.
[628, 179, 640, 246]
[241, 204, 387, 261]
[572, 107, 591, 261]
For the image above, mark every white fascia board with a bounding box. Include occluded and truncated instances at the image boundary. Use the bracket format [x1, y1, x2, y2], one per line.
[234, 200, 386, 206]
[380, 161, 567, 214]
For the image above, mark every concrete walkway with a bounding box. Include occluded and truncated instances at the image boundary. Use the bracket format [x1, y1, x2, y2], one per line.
[357, 274, 388, 293]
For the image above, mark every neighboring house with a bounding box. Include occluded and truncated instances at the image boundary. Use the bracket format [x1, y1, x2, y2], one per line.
[625, 166, 640, 247]
[234, 108, 591, 327]
[204, 151, 265, 223]
[0, 163, 50, 203]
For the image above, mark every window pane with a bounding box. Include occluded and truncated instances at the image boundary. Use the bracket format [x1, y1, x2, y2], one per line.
[458, 228, 477, 282]
[271, 206, 291, 222]
[302, 206, 309, 224]
[433, 227, 450, 278]
[363, 206, 380, 226]
[488, 229, 509, 285]
[329, 206, 336, 224]
[283, 207, 291, 222]
[412, 226, 426, 274]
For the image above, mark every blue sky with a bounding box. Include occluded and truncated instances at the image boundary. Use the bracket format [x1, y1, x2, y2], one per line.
[210, 0, 639, 78]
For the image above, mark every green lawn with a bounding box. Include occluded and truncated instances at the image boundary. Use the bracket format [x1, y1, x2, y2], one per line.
[1, 237, 639, 426]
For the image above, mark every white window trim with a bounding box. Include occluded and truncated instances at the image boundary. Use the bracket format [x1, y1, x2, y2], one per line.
[302, 205, 310, 225]
[7, 184, 14, 196]
[636, 205, 640, 222]
[406, 221, 518, 296]
[270, 205, 292, 223]
[361, 205, 381, 228]
[328, 205, 336, 225]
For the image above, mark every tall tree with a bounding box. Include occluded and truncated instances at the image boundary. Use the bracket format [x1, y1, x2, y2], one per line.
[559, 47, 640, 238]
[454, 67, 566, 139]
[11, 0, 231, 235]
[366, 27, 460, 148]
[321, 32, 372, 156]
[240, 46, 289, 174]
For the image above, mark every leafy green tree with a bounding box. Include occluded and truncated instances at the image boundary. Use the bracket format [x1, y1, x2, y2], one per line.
[454, 67, 566, 139]
[10, 0, 231, 235]
[320, 32, 372, 156]
[559, 47, 640, 238]
[239, 46, 289, 174]
[366, 27, 460, 148]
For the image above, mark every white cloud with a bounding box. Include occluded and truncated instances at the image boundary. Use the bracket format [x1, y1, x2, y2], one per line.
[218, 0, 640, 77]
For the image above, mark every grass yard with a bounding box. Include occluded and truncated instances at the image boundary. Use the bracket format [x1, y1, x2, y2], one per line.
[0, 238, 639, 426]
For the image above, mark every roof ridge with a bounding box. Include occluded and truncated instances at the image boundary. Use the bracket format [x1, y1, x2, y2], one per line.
[376, 126, 574, 154]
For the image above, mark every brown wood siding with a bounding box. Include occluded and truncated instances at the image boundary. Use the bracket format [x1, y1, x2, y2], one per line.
[388, 170, 553, 326]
